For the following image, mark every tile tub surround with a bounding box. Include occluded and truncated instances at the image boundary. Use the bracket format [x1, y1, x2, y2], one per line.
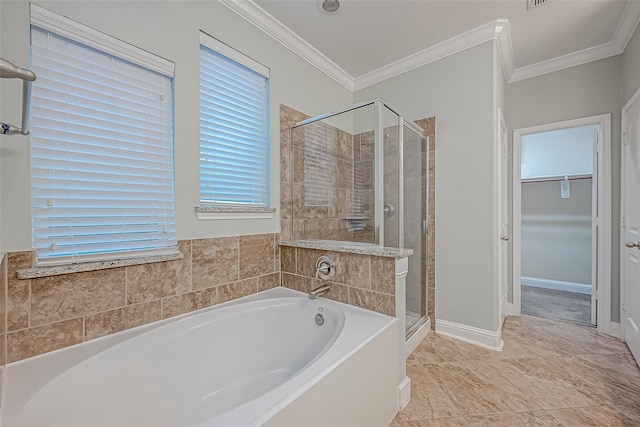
[280, 243, 405, 317]
[1, 253, 7, 405]
[393, 314, 640, 426]
[5, 234, 280, 363]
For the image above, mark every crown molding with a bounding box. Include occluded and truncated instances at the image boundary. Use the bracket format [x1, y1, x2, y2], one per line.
[218, 0, 355, 91]
[509, 1, 640, 82]
[221, 0, 640, 91]
[353, 20, 512, 91]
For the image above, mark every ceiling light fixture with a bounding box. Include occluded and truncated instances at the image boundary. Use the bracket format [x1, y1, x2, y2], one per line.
[322, 0, 340, 13]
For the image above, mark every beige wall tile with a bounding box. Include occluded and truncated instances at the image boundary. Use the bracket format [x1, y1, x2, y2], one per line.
[126, 264, 165, 304]
[258, 273, 280, 292]
[239, 234, 275, 279]
[161, 287, 217, 319]
[192, 237, 239, 289]
[163, 240, 192, 297]
[282, 273, 308, 293]
[371, 256, 396, 294]
[85, 300, 162, 341]
[280, 246, 296, 273]
[323, 282, 349, 304]
[333, 252, 371, 289]
[31, 268, 126, 327]
[7, 251, 33, 331]
[218, 278, 258, 304]
[349, 288, 395, 317]
[7, 318, 83, 363]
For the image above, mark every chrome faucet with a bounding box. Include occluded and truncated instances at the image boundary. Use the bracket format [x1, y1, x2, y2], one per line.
[309, 284, 330, 299]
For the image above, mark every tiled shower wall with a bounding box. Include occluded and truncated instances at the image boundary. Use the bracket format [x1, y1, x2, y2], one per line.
[283, 105, 375, 243]
[280, 104, 437, 327]
[4, 234, 280, 363]
[280, 245, 396, 316]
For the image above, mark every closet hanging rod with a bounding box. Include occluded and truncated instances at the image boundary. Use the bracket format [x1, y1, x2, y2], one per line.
[1, 58, 37, 136]
[521, 173, 592, 184]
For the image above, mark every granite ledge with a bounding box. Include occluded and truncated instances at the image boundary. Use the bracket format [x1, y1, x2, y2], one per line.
[279, 239, 413, 258]
[195, 206, 276, 220]
[17, 252, 183, 279]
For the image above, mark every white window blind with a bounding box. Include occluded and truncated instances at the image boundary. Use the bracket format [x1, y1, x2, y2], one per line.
[30, 16, 177, 266]
[303, 123, 333, 207]
[199, 32, 270, 207]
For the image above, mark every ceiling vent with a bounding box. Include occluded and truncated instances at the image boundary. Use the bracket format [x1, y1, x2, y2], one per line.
[527, 0, 550, 11]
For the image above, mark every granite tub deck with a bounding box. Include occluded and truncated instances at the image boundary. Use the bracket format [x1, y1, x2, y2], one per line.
[3, 288, 399, 427]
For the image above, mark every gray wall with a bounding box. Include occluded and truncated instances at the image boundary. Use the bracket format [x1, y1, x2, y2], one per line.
[622, 22, 640, 105]
[507, 55, 622, 321]
[355, 41, 501, 332]
[0, 0, 353, 252]
[521, 179, 593, 285]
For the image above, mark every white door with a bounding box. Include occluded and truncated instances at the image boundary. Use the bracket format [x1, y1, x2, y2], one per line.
[623, 93, 640, 364]
[591, 129, 599, 325]
[498, 109, 509, 325]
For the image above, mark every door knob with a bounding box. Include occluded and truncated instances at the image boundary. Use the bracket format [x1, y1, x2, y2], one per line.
[625, 241, 640, 249]
[501, 236, 510, 241]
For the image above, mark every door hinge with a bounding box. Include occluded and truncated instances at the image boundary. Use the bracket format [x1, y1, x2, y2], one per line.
[623, 133, 628, 145]
[622, 298, 627, 311]
[623, 216, 626, 229]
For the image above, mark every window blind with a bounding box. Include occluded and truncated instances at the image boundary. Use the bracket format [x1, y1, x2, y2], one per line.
[303, 123, 333, 207]
[199, 33, 270, 207]
[30, 23, 177, 265]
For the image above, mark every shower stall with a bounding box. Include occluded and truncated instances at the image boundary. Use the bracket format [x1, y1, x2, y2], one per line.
[289, 99, 429, 338]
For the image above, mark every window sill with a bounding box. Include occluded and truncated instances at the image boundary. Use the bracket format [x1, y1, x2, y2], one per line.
[17, 252, 183, 280]
[194, 206, 276, 220]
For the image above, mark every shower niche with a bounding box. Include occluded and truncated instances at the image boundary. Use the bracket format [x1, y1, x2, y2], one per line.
[288, 99, 430, 338]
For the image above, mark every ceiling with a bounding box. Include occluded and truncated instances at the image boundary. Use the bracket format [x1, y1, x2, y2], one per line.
[223, 0, 640, 90]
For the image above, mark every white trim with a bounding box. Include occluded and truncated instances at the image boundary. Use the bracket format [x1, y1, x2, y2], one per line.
[609, 322, 621, 340]
[199, 31, 269, 77]
[218, 0, 354, 90]
[507, 303, 514, 316]
[620, 87, 640, 342]
[435, 319, 504, 351]
[218, 0, 640, 90]
[521, 276, 592, 295]
[29, 4, 174, 77]
[354, 20, 512, 91]
[405, 318, 431, 356]
[398, 376, 411, 410]
[513, 114, 612, 335]
[510, 1, 640, 83]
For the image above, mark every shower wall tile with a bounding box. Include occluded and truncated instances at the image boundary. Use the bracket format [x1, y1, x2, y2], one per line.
[1, 253, 7, 405]
[349, 288, 395, 317]
[192, 236, 239, 289]
[7, 318, 83, 363]
[30, 268, 126, 327]
[258, 273, 280, 292]
[85, 300, 162, 341]
[218, 278, 258, 304]
[332, 252, 371, 289]
[6, 233, 283, 362]
[160, 287, 218, 320]
[281, 246, 397, 317]
[372, 256, 396, 294]
[281, 246, 296, 273]
[7, 251, 33, 331]
[239, 234, 275, 279]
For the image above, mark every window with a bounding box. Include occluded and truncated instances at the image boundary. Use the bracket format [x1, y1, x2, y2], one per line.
[199, 32, 270, 207]
[30, 5, 177, 266]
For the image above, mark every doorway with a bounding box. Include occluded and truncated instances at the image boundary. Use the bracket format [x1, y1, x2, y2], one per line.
[513, 115, 612, 333]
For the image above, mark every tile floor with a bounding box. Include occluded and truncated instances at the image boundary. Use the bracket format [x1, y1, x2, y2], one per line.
[392, 315, 640, 426]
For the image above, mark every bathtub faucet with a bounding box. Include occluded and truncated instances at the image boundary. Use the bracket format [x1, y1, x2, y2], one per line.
[309, 284, 330, 300]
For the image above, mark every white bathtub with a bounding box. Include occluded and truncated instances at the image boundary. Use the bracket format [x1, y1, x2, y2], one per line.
[2, 287, 399, 427]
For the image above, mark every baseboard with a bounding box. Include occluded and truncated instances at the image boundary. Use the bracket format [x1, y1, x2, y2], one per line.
[435, 319, 504, 351]
[405, 318, 431, 356]
[398, 376, 411, 410]
[521, 276, 591, 295]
